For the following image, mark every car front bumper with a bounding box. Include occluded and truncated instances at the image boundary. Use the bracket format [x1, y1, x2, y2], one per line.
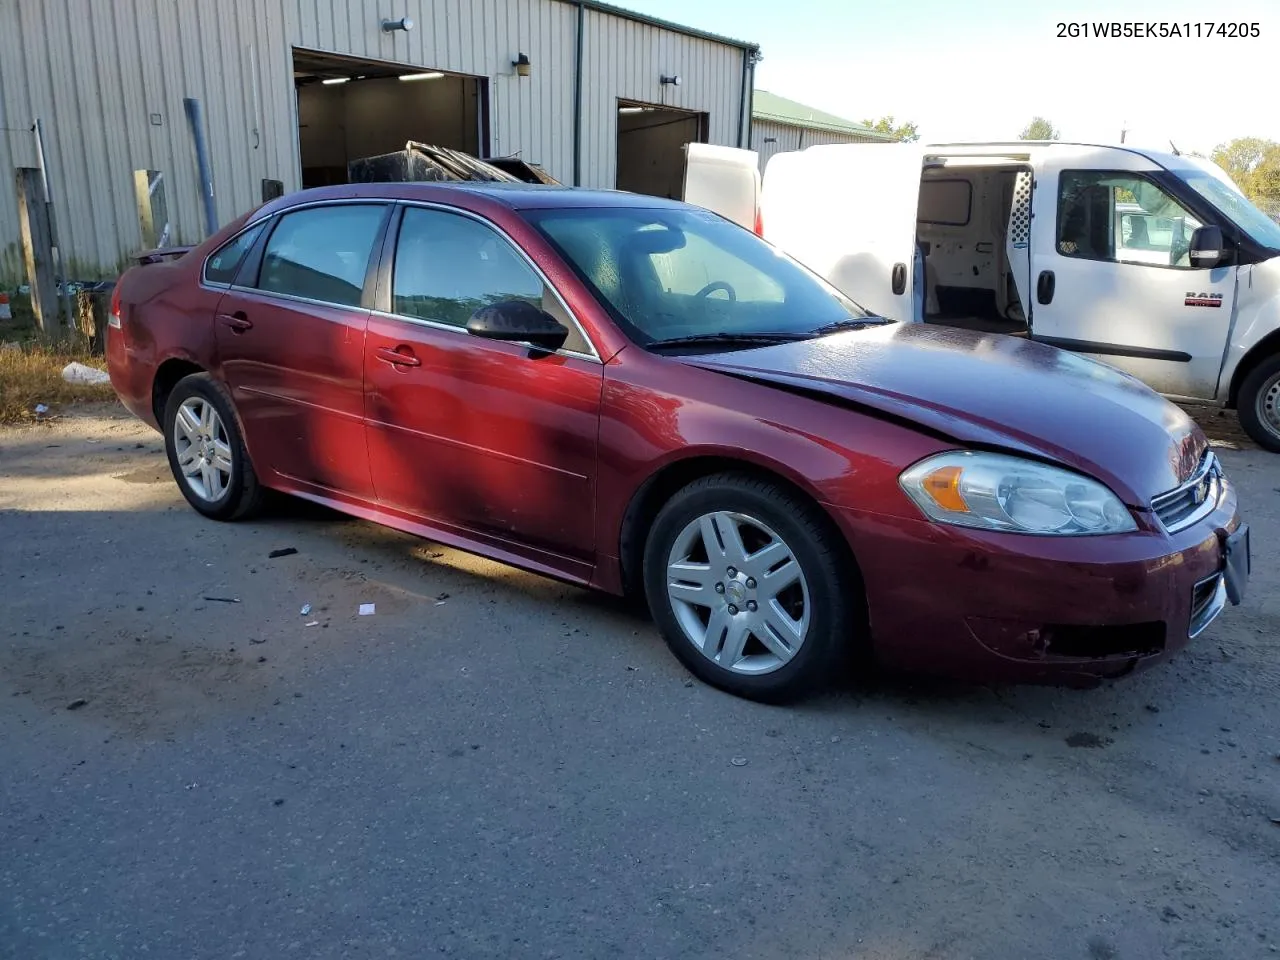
[833, 479, 1245, 686]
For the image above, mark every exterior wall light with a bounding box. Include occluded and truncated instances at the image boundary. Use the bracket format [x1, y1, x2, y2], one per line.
[513, 53, 532, 77]
[381, 17, 414, 32]
[660, 75, 681, 86]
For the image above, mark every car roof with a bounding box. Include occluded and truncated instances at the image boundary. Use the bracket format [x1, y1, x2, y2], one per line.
[260, 181, 688, 216]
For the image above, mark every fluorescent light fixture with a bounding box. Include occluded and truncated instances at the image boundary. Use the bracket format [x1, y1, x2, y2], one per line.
[618, 106, 649, 114]
[322, 77, 349, 85]
[399, 71, 444, 82]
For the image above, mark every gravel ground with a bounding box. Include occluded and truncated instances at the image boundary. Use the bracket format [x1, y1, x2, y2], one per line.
[1, 402, 1277, 960]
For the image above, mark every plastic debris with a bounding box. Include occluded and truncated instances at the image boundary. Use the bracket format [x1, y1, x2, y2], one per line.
[358, 603, 376, 616]
[268, 547, 298, 559]
[61, 361, 111, 386]
[203, 596, 240, 603]
[305, 621, 319, 627]
[34, 404, 49, 415]
[730, 757, 748, 767]
[300, 603, 312, 616]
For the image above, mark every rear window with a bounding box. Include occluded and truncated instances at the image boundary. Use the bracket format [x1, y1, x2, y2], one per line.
[203, 223, 265, 286]
[256, 205, 386, 307]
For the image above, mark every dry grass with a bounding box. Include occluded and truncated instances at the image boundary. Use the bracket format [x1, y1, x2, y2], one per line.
[0, 340, 116, 423]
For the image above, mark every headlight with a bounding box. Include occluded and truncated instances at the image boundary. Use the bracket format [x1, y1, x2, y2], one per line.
[899, 451, 1136, 535]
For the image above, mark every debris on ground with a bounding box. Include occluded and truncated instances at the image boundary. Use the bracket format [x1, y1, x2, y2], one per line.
[203, 596, 240, 603]
[66, 698, 88, 711]
[249, 637, 266, 645]
[358, 603, 375, 616]
[267, 547, 298, 559]
[300, 603, 312, 616]
[305, 621, 319, 627]
[730, 757, 748, 767]
[435, 592, 450, 605]
[34, 403, 48, 415]
[61, 362, 111, 386]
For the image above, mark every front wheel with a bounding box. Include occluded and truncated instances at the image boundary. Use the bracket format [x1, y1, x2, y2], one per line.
[1236, 354, 1280, 453]
[642, 473, 861, 703]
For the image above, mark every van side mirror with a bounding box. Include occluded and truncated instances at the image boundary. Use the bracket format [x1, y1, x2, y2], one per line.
[1189, 225, 1226, 268]
[466, 299, 568, 352]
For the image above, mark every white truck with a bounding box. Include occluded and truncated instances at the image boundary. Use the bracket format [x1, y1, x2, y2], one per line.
[683, 141, 1280, 451]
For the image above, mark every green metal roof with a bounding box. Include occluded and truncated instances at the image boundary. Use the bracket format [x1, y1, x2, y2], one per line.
[752, 90, 895, 140]
[564, 1, 759, 52]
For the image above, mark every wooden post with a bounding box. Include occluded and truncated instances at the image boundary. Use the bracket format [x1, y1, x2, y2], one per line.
[134, 169, 170, 249]
[15, 167, 59, 337]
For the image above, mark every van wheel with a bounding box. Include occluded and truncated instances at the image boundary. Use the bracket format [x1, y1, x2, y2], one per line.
[163, 373, 264, 521]
[1237, 354, 1280, 453]
[642, 473, 860, 703]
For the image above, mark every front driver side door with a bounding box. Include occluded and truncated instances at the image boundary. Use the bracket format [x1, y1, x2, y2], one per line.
[364, 204, 603, 580]
[1029, 165, 1235, 399]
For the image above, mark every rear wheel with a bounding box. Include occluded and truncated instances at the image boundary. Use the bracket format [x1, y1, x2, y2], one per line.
[1236, 354, 1280, 453]
[643, 472, 859, 702]
[163, 373, 263, 521]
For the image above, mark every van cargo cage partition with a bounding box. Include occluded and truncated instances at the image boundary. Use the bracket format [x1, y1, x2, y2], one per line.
[346, 142, 559, 186]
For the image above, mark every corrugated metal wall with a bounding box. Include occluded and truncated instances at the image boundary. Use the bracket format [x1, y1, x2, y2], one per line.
[751, 120, 884, 173]
[0, 0, 749, 285]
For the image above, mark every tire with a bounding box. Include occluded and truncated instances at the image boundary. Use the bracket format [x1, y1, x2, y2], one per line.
[642, 472, 861, 703]
[162, 373, 264, 521]
[1236, 354, 1280, 453]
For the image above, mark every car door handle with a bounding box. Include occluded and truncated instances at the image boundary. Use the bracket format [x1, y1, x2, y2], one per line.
[375, 346, 421, 367]
[218, 311, 253, 333]
[1036, 270, 1056, 305]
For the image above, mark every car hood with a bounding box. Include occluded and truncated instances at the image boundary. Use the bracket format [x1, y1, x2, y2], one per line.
[682, 324, 1207, 506]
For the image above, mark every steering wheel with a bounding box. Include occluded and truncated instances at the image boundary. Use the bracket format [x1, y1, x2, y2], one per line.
[695, 281, 737, 301]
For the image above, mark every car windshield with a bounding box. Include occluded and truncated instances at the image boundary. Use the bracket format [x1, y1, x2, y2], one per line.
[1173, 168, 1280, 252]
[524, 206, 870, 346]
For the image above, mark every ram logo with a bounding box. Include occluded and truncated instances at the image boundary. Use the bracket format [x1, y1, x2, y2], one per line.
[1185, 292, 1224, 308]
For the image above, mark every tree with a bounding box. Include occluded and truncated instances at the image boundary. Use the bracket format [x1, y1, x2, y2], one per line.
[1019, 117, 1059, 140]
[861, 116, 920, 142]
[1210, 137, 1280, 202]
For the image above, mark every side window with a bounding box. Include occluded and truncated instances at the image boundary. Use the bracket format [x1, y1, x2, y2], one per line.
[256, 205, 385, 307]
[203, 223, 264, 286]
[1057, 171, 1203, 267]
[392, 207, 590, 353]
[648, 231, 785, 304]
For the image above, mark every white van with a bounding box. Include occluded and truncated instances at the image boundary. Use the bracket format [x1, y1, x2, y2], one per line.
[683, 141, 1280, 450]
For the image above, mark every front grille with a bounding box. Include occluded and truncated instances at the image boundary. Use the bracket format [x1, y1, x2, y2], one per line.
[1151, 452, 1221, 533]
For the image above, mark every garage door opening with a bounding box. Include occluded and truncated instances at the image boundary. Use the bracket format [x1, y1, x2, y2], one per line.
[294, 49, 488, 188]
[615, 100, 708, 199]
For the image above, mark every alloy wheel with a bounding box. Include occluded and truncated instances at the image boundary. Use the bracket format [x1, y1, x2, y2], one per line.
[665, 511, 811, 675]
[172, 397, 233, 502]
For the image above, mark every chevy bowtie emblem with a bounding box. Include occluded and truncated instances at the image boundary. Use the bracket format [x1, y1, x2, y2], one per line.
[1185, 292, 1223, 308]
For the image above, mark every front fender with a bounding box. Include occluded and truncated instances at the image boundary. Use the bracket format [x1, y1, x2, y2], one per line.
[1221, 257, 1280, 401]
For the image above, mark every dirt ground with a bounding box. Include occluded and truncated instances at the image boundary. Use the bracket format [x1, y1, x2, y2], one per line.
[1, 401, 1277, 960]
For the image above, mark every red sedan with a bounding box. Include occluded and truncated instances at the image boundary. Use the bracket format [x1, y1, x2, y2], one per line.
[106, 183, 1250, 701]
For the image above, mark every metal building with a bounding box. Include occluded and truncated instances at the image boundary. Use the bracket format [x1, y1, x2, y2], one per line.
[0, 0, 759, 285]
[750, 90, 892, 172]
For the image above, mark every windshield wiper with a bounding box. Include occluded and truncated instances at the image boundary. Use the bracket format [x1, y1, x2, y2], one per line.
[647, 331, 814, 350]
[812, 316, 897, 335]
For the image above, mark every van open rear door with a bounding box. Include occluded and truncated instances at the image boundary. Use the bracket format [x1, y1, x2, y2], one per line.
[761, 143, 924, 321]
[682, 143, 762, 232]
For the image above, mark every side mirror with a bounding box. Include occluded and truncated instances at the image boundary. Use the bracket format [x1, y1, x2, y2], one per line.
[1189, 225, 1227, 268]
[466, 299, 568, 352]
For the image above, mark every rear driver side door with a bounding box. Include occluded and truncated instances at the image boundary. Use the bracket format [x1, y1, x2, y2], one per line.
[364, 204, 604, 580]
[215, 202, 389, 500]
